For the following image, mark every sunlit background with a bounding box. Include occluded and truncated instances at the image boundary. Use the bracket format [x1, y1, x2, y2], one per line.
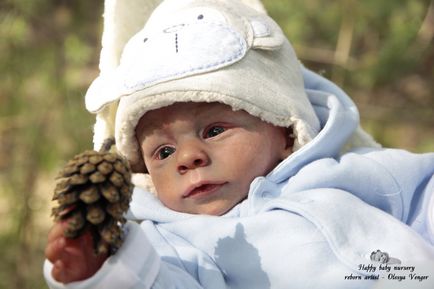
[0, 1, 433, 288]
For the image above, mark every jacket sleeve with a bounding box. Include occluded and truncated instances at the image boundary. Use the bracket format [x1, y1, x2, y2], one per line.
[352, 148, 434, 244]
[43, 222, 205, 289]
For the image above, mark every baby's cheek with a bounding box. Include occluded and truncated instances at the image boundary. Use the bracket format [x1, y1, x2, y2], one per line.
[153, 182, 180, 208]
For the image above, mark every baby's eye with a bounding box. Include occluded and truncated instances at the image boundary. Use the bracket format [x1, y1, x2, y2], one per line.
[157, 146, 175, 160]
[204, 126, 225, 138]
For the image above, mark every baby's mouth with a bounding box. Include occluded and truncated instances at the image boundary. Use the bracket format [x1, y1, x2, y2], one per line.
[182, 182, 226, 199]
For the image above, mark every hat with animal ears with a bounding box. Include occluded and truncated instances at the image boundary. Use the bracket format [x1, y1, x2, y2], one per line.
[86, 0, 322, 173]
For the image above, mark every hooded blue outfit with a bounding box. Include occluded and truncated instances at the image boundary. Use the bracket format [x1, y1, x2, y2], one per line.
[44, 68, 434, 289]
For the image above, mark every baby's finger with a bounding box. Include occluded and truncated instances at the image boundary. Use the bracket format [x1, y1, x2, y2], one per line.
[51, 259, 80, 284]
[51, 260, 66, 282]
[52, 259, 89, 284]
[47, 221, 67, 242]
[45, 236, 66, 263]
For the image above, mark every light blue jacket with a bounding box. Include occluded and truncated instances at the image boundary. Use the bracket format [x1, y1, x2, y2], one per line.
[44, 68, 434, 289]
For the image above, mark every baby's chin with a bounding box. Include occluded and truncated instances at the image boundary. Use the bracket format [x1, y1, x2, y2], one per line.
[165, 199, 243, 216]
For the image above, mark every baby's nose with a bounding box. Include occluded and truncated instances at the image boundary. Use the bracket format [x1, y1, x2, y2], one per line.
[176, 141, 210, 174]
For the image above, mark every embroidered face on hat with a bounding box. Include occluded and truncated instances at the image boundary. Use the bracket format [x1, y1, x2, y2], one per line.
[85, 0, 320, 170]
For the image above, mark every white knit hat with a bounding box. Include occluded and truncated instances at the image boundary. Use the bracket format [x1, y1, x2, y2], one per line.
[85, 0, 320, 170]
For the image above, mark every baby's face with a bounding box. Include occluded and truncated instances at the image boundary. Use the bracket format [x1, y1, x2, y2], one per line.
[136, 102, 292, 215]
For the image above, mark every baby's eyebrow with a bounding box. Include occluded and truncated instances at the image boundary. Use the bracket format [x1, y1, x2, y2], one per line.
[140, 124, 168, 140]
[141, 120, 159, 132]
[135, 118, 164, 142]
[137, 131, 171, 155]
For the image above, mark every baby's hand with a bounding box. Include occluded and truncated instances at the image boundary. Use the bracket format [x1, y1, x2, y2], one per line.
[45, 221, 108, 283]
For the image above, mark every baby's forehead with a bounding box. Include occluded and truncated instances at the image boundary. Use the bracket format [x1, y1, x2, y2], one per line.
[135, 101, 238, 133]
[140, 101, 237, 122]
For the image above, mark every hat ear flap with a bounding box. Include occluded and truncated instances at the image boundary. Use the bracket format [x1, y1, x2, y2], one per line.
[250, 16, 285, 50]
[85, 72, 124, 113]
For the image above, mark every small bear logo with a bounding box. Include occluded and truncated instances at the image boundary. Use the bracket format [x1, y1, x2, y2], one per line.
[370, 249, 401, 264]
[370, 249, 389, 263]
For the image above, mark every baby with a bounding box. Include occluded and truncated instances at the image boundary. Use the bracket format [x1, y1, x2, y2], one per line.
[45, 0, 434, 288]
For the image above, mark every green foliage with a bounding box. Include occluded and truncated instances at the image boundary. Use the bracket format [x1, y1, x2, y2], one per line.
[0, 1, 102, 288]
[263, 0, 434, 152]
[0, 1, 433, 288]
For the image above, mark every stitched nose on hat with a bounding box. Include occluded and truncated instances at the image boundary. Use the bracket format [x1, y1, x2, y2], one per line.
[163, 24, 186, 33]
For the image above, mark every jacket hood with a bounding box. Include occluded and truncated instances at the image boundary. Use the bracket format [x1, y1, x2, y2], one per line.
[266, 66, 380, 183]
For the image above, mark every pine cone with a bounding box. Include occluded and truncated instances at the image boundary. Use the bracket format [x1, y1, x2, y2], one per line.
[52, 149, 133, 255]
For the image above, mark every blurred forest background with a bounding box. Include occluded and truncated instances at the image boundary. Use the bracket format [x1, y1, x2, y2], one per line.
[0, 0, 433, 288]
